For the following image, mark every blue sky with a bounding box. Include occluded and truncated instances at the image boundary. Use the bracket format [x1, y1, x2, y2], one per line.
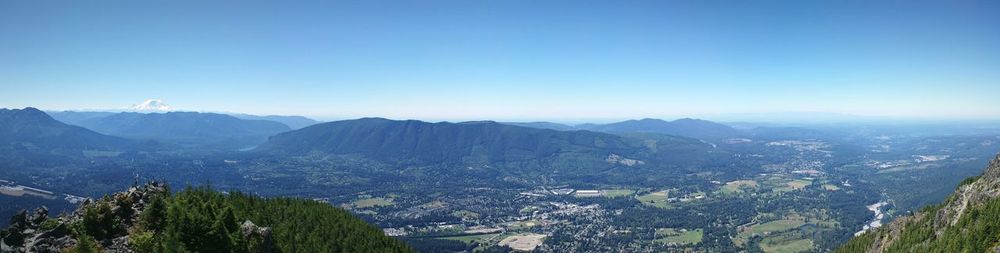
[1, 1, 998, 121]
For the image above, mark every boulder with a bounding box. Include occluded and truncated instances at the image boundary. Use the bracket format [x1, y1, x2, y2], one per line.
[241, 220, 274, 253]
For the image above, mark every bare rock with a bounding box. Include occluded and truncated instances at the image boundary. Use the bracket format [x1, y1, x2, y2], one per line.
[241, 220, 274, 253]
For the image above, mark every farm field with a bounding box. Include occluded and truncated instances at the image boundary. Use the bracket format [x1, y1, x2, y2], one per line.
[654, 228, 703, 245]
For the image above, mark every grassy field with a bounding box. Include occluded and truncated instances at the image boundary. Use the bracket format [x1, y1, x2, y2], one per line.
[772, 179, 812, 192]
[760, 237, 813, 253]
[654, 228, 703, 245]
[786, 179, 812, 190]
[451, 210, 480, 219]
[734, 218, 808, 246]
[636, 190, 672, 208]
[352, 197, 394, 208]
[506, 220, 540, 230]
[602, 189, 635, 198]
[751, 219, 807, 234]
[721, 180, 759, 194]
[435, 233, 500, 244]
[821, 184, 840, 191]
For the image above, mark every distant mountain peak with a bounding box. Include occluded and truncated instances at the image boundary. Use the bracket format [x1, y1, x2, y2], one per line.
[2, 107, 58, 123]
[128, 99, 172, 112]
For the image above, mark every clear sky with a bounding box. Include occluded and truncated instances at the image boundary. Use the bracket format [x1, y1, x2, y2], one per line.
[2, 0, 998, 121]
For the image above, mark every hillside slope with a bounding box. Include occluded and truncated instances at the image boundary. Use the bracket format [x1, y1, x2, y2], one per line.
[0, 107, 137, 154]
[0, 183, 412, 252]
[838, 154, 1000, 253]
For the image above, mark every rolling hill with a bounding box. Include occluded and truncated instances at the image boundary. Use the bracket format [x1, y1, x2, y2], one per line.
[580, 118, 744, 140]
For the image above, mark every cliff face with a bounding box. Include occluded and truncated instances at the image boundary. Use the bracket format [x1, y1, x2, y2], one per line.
[839, 155, 1000, 253]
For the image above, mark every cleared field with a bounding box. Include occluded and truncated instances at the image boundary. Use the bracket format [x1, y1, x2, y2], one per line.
[452, 210, 480, 219]
[636, 191, 672, 208]
[352, 197, 394, 208]
[734, 218, 808, 246]
[602, 189, 635, 198]
[821, 184, 840, 191]
[721, 180, 759, 194]
[506, 220, 540, 230]
[760, 238, 813, 253]
[499, 233, 546, 251]
[654, 228, 703, 245]
[786, 180, 811, 190]
[436, 233, 500, 244]
[772, 179, 812, 192]
[751, 219, 806, 234]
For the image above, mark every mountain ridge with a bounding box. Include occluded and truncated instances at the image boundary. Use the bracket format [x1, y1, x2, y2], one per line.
[0, 107, 137, 153]
[255, 117, 638, 167]
[838, 154, 1000, 252]
[75, 111, 291, 150]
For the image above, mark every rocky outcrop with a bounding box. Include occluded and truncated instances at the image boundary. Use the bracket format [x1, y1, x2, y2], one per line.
[0, 183, 274, 253]
[932, 156, 1000, 230]
[1, 205, 72, 253]
[241, 221, 273, 253]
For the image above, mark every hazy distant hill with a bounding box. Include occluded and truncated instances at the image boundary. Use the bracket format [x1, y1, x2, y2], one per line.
[256, 118, 639, 166]
[45, 111, 116, 125]
[0, 107, 135, 153]
[505, 118, 743, 140]
[578, 118, 743, 140]
[838, 155, 1000, 252]
[230, 113, 319, 129]
[502, 121, 577, 131]
[76, 112, 291, 150]
[49, 110, 318, 130]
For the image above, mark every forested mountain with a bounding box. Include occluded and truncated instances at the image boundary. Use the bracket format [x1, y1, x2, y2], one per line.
[256, 118, 638, 166]
[0, 108, 136, 154]
[838, 155, 1000, 252]
[0, 183, 412, 252]
[229, 114, 319, 130]
[76, 112, 291, 150]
